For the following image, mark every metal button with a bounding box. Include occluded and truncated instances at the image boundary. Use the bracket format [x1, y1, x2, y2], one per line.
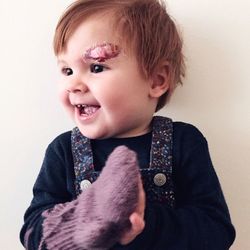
[80, 180, 92, 190]
[153, 173, 166, 187]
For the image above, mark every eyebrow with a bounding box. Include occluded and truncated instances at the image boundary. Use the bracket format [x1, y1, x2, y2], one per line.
[83, 42, 120, 62]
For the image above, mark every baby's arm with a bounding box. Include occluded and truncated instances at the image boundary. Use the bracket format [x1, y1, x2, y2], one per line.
[114, 124, 236, 250]
[20, 134, 141, 250]
[20, 135, 75, 249]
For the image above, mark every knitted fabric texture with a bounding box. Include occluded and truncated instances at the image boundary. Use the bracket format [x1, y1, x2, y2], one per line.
[40, 146, 140, 250]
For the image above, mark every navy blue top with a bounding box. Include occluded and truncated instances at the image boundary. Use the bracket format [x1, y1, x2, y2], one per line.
[20, 121, 236, 249]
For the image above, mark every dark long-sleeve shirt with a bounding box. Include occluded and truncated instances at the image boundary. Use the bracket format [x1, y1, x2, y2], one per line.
[20, 121, 235, 249]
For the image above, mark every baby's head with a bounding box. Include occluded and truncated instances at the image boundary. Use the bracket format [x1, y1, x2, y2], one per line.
[54, 0, 185, 139]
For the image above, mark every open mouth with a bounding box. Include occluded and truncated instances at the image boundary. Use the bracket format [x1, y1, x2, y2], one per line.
[75, 104, 100, 117]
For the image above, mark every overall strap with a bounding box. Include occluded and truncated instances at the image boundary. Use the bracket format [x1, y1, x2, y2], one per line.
[71, 127, 96, 196]
[150, 116, 173, 171]
[141, 116, 175, 207]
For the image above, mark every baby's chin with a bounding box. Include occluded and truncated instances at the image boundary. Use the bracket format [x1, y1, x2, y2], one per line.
[76, 125, 108, 140]
[76, 122, 144, 139]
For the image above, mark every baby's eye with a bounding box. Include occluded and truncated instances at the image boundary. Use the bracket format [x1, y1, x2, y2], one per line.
[61, 67, 73, 76]
[90, 64, 106, 73]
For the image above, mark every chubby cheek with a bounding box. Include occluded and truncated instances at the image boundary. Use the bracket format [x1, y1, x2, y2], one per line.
[103, 92, 135, 121]
[58, 90, 74, 118]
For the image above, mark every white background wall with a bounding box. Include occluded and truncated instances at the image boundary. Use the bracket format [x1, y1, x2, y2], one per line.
[0, 0, 249, 249]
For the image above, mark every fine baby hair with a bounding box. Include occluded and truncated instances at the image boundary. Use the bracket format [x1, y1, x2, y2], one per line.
[54, 0, 185, 111]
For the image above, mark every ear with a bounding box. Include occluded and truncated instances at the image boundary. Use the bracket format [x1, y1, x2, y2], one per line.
[149, 62, 170, 98]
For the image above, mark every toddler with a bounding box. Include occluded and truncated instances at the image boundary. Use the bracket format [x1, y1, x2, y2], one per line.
[20, 0, 235, 249]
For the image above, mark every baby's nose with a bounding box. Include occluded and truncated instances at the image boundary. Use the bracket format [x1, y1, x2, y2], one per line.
[67, 76, 88, 93]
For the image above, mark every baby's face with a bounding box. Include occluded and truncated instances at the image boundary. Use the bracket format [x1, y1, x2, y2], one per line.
[57, 14, 157, 139]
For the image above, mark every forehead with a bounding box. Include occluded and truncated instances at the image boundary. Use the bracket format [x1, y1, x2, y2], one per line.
[60, 13, 133, 58]
[69, 14, 114, 47]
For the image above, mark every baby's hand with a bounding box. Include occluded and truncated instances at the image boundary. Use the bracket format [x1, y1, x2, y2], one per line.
[119, 177, 146, 245]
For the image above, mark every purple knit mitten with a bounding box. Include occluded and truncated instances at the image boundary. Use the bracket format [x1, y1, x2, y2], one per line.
[41, 146, 140, 250]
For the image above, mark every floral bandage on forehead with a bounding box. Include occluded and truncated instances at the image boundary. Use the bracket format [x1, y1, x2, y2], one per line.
[84, 42, 120, 62]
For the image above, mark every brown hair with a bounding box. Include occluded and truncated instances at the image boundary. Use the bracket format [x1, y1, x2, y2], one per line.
[54, 0, 185, 111]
